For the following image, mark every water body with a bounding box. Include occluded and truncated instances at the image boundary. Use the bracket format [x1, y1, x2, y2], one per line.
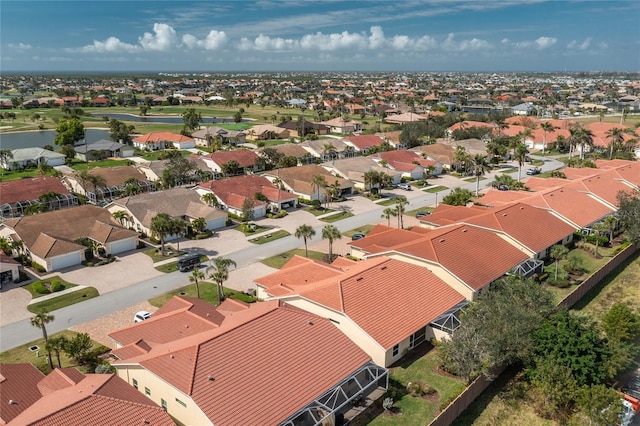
[0, 129, 111, 150]
[92, 113, 247, 124]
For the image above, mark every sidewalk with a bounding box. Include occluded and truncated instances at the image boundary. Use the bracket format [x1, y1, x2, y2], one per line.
[27, 285, 88, 305]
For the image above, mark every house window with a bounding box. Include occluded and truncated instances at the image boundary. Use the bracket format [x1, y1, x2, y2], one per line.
[161, 399, 167, 411]
[175, 398, 187, 408]
[132, 379, 138, 389]
[392, 344, 399, 357]
[145, 387, 151, 396]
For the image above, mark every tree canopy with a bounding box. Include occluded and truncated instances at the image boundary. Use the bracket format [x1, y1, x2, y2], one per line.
[617, 189, 640, 244]
[54, 118, 85, 146]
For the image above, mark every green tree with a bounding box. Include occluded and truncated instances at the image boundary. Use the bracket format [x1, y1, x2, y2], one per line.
[191, 217, 206, 234]
[241, 197, 255, 222]
[471, 154, 490, 196]
[108, 119, 135, 144]
[45, 336, 68, 368]
[616, 189, 640, 244]
[441, 187, 473, 206]
[515, 142, 529, 181]
[182, 108, 202, 132]
[591, 221, 609, 257]
[529, 358, 578, 419]
[150, 212, 173, 255]
[63, 332, 93, 365]
[381, 207, 397, 226]
[189, 268, 205, 299]
[550, 244, 569, 281]
[206, 257, 237, 303]
[311, 174, 327, 203]
[321, 224, 342, 263]
[601, 303, 640, 342]
[112, 210, 129, 226]
[201, 192, 219, 208]
[295, 224, 316, 257]
[165, 155, 196, 186]
[394, 195, 408, 229]
[233, 111, 243, 123]
[605, 127, 625, 160]
[54, 118, 85, 146]
[0, 148, 14, 171]
[171, 218, 188, 252]
[221, 159, 239, 177]
[540, 122, 558, 155]
[30, 312, 55, 370]
[569, 384, 624, 426]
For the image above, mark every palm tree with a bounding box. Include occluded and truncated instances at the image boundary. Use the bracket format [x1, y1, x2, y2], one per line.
[604, 215, 617, 242]
[322, 143, 337, 161]
[471, 154, 489, 196]
[202, 193, 219, 208]
[191, 217, 206, 235]
[550, 244, 569, 281]
[189, 268, 205, 299]
[46, 336, 68, 368]
[515, 143, 529, 181]
[364, 170, 380, 193]
[172, 218, 188, 253]
[321, 224, 342, 263]
[112, 210, 129, 226]
[311, 174, 327, 204]
[31, 312, 55, 369]
[394, 195, 408, 229]
[295, 224, 316, 257]
[381, 207, 397, 226]
[591, 222, 609, 257]
[150, 212, 173, 255]
[206, 257, 237, 303]
[540, 122, 558, 155]
[605, 127, 625, 160]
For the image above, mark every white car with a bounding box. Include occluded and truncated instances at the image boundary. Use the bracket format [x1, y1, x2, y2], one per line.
[398, 183, 412, 191]
[134, 311, 152, 323]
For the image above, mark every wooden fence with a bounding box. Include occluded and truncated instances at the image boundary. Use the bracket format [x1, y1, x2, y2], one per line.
[428, 243, 638, 426]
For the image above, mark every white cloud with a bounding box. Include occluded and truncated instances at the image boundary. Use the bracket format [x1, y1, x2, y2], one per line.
[534, 36, 556, 49]
[300, 30, 368, 51]
[567, 37, 591, 50]
[443, 33, 493, 51]
[245, 34, 299, 51]
[79, 37, 140, 53]
[7, 43, 32, 50]
[182, 30, 227, 50]
[139, 23, 179, 51]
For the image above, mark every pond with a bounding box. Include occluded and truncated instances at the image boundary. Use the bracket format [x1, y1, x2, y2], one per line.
[91, 113, 247, 124]
[0, 129, 111, 150]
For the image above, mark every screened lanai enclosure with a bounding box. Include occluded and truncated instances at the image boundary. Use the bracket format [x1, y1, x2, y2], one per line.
[0, 193, 78, 219]
[86, 181, 156, 205]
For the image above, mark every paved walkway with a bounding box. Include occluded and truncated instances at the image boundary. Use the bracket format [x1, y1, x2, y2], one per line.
[27, 285, 87, 305]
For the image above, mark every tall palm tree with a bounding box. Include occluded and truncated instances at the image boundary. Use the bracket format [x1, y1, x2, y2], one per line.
[31, 312, 55, 369]
[189, 268, 205, 299]
[322, 143, 337, 161]
[394, 195, 408, 229]
[46, 336, 68, 368]
[206, 257, 237, 303]
[112, 210, 129, 226]
[295, 224, 316, 257]
[381, 207, 397, 226]
[604, 215, 618, 242]
[605, 127, 625, 160]
[591, 221, 609, 257]
[515, 143, 529, 181]
[150, 212, 173, 255]
[172, 218, 188, 253]
[311, 174, 327, 204]
[471, 154, 490, 196]
[550, 244, 569, 281]
[540, 122, 558, 155]
[321, 225, 342, 263]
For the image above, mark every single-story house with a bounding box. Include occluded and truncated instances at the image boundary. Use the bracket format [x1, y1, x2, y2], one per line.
[191, 127, 246, 147]
[277, 120, 330, 137]
[323, 157, 402, 190]
[320, 117, 363, 134]
[0, 252, 20, 288]
[107, 188, 227, 238]
[371, 150, 442, 179]
[244, 124, 290, 140]
[384, 112, 428, 125]
[412, 144, 456, 170]
[132, 132, 195, 150]
[0, 176, 78, 219]
[62, 166, 153, 204]
[200, 149, 263, 175]
[1, 148, 66, 170]
[343, 135, 386, 153]
[0, 205, 138, 272]
[301, 138, 352, 161]
[262, 164, 354, 201]
[73, 140, 135, 161]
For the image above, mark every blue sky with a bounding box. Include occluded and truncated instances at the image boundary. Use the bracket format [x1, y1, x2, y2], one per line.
[1, 0, 638, 72]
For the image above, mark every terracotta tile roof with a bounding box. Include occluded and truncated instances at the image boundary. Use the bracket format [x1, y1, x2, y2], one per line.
[584, 122, 638, 148]
[413, 144, 456, 165]
[420, 204, 490, 227]
[0, 177, 70, 205]
[345, 135, 385, 150]
[205, 149, 259, 168]
[133, 131, 194, 144]
[447, 121, 496, 133]
[37, 368, 85, 396]
[373, 150, 433, 171]
[197, 175, 294, 208]
[2, 206, 136, 259]
[9, 372, 173, 426]
[263, 143, 308, 158]
[0, 364, 44, 424]
[563, 173, 635, 207]
[115, 300, 370, 425]
[265, 257, 465, 349]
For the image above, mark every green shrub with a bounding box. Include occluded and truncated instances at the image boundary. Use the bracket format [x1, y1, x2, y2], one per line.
[228, 293, 257, 303]
[584, 234, 608, 247]
[311, 199, 321, 209]
[86, 262, 94, 267]
[195, 233, 210, 240]
[31, 261, 46, 273]
[225, 219, 233, 226]
[50, 280, 64, 292]
[33, 281, 50, 294]
[613, 241, 631, 255]
[136, 241, 147, 249]
[149, 237, 160, 244]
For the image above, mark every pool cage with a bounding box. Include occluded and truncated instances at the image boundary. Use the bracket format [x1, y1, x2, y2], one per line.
[86, 181, 156, 205]
[0, 194, 79, 219]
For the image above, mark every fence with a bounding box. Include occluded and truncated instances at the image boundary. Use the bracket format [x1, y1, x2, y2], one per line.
[428, 243, 638, 426]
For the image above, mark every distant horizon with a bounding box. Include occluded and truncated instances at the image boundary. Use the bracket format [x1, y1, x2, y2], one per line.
[2, 1, 639, 73]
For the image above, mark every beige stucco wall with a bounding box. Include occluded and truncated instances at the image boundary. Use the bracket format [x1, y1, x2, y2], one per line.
[115, 364, 211, 426]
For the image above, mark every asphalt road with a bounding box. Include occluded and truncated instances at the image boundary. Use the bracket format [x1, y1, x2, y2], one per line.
[0, 156, 563, 351]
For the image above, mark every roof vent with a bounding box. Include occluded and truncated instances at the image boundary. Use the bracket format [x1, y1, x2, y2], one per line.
[185, 324, 189, 328]
[380, 266, 387, 271]
[502, 214, 507, 217]
[356, 277, 364, 281]
[439, 239, 445, 243]
[207, 375, 215, 381]
[170, 355, 175, 359]
[9, 400, 15, 405]
[308, 320, 314, 325]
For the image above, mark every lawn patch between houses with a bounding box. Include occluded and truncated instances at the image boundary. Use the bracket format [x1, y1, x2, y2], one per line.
[27, 287, 99, 314]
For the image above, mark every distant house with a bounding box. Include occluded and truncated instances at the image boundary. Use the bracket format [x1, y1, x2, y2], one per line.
[132, 132, 195, 150]
[200, 150, 262, 175]
[62, 166, 153, 205]
[371, 150, 441, 179]
[384, 112, 428, 125]
[0, 364, 173, 426]
[263, 164, 354, 202]
[107, 188, 227, 238]
[244, 124, 290, 140]
[74, 140, 135, 161]
[277, 120, 329, 137]
[191, 127, 246, 147]
[0, 205, 138, 272]
[1, 148, 66, 170]
[323, 157, 402, 190]
[0, 252, 20, 288]
[319, 117, 363, 134]
[343, 135, 386, 153]
[259, 143, 312, 166]
[412, 144, 457, 170]
[301, 138, 351, 161]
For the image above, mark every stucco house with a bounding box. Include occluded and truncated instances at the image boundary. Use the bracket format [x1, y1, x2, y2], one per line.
[0, 177, 78, 219]
[110, 297, 387, 426]
[371, 150, 441, 180]
[323, 157, 402, 190]
[262, 164, 354, 201]
[1, 148, 66, 170]
[0, 205, 138, 272]
[199, 149, 263, 175]
[107, 188, 227, 238]
[256, 256, 466, 367]
[73, 139, 135, 161]
[191, 127, 246, 147]
[132, 132, 195, 150]
[0, 252, 20, 288]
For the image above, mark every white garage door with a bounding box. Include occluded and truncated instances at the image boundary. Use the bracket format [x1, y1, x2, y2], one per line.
[109, 238, 136, 254]
[50, 251, 83, 271]
[206, 217, 226, 230]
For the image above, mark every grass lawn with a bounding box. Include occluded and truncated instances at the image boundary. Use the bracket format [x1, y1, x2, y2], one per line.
[424, 185, 448, 193]
[138, 150, 191, 161]
[368, 346, 467, 426]
[143, 246, 183, 263]
[235, 223, 270, 236]
[343, 224, 376, 238]
[155, 254, 209, 273]
[254, 139, 289, 147]
[377, 198, 398, 206]
[249, 230, 291, 244]
[147, 281, 254, 308]
[499, 168, 518, 174]
[27, 287, 99, 314]
[0, 168, 40, 182]
[23, 276, 76, 299]
[69, 158, 132, 170]
[320, 211, 354, 223]
[407, 207, 434, 217]
[262, 249, 327, 269]
[305, 206, 335, 216]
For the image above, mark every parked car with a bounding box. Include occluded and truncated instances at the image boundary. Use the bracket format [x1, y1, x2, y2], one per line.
[398, 183, 412, 191]
[526, 167, 541, 175]
[134, 311, 152, 323]
[497, 185, 510, 191]
[415, 211, 431, 219]
[351, 233, 366, 241]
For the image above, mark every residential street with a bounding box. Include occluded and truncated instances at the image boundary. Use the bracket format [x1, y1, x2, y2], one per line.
[0, 157, 563, 351]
